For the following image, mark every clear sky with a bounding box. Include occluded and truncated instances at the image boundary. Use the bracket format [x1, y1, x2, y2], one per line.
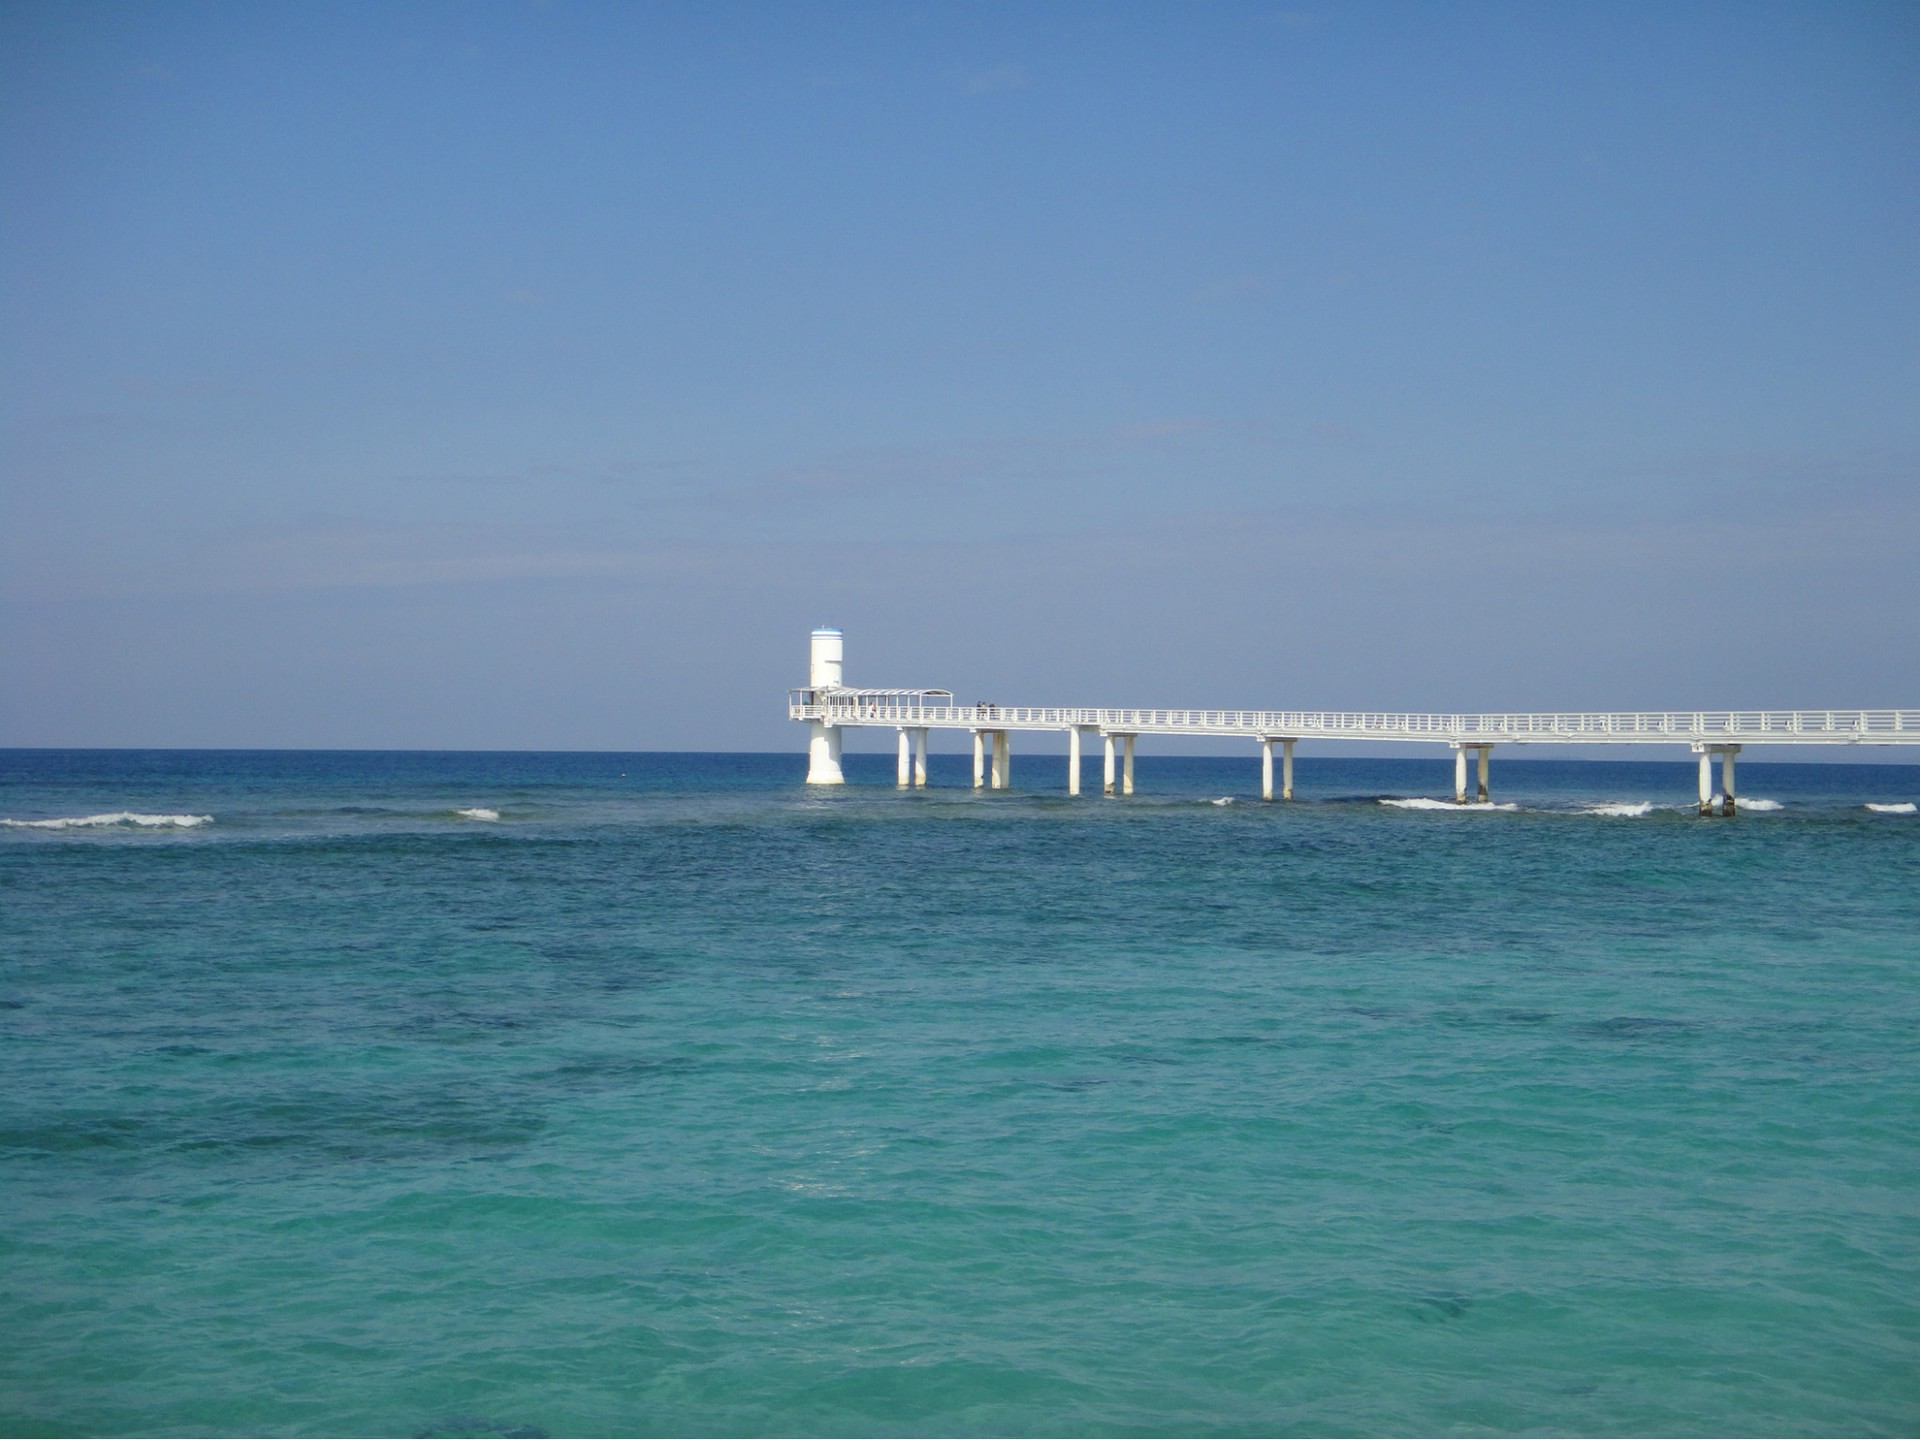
[2, 0, 1915, 752]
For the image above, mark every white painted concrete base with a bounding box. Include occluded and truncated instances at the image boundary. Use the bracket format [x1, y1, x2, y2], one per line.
[805, 720, 844, 785]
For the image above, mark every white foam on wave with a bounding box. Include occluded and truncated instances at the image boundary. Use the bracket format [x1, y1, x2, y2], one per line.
[1380, 797, 1519, 812]
[1737, 798, 1782, 812]
[1207, 796, 1235, 806]
[454, 807, 501, 821]
[1584, 802, 1656, 818]
[0, 812, 212, 830]
[1866, 802, 1917, 815]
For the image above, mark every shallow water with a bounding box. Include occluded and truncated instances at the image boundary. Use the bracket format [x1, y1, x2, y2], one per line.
[3, 749, 1917, 1436]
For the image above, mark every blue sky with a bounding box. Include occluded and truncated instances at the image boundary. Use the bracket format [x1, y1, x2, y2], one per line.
[2, 0, 1914, 751]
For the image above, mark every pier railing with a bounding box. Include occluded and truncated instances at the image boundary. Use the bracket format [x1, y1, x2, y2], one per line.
[786, 694, 1920, 746]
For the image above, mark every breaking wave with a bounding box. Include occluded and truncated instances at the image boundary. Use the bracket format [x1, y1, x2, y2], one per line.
[1583, 802, 1656, 818]
[1206, 797, 1235, 806]
[1380, 798, 1520, 812]
[1, 812, 212, 830]
[1738, 798, 1782, 812]
[1865, 802, 1917, 815]
[454, 807, 501, 821]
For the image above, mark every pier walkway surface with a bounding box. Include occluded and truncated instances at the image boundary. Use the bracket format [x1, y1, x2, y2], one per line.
[788, 630, 1920, 813]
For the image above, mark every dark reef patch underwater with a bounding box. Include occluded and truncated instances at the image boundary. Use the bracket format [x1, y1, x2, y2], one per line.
[3, 748, 1917, 1436]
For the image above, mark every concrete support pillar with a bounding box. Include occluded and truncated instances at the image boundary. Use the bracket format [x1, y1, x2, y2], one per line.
[1103, 734, 1117, 795]
[1451, 743, 1492, 803]
[896, 728, 911, 787]
[913, 728, 928, 788]
[991, 730, 1010, 790]
[1259, 737, 1297, 800]
[973, 730, 986, 790]
[806, 720, 844, 785]
[1695, 743, 1741, 816]
[1122, 734, 1136, 796]
[1068, 726, 1083, 796]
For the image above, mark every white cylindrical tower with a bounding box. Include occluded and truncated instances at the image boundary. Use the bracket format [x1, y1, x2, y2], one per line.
[805, 627, 846, 785]
[809, 627, 844, 690]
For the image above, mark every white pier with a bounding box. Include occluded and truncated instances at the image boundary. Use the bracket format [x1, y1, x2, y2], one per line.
[791, 630, 1920, 815]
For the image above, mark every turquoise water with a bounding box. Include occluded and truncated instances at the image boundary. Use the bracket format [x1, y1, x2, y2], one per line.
[3, 748, 1917, 1437]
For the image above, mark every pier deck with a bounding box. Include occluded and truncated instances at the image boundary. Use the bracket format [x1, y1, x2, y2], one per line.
[788, 696, 1917, 747]
[789, 629, 1919, 813]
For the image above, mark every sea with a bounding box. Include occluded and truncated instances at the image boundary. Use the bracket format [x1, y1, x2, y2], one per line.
[3, 747, 1917, 1438]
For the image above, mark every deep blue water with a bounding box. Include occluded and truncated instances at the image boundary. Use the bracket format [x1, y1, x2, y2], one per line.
[3, 748, 1917, 1437]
